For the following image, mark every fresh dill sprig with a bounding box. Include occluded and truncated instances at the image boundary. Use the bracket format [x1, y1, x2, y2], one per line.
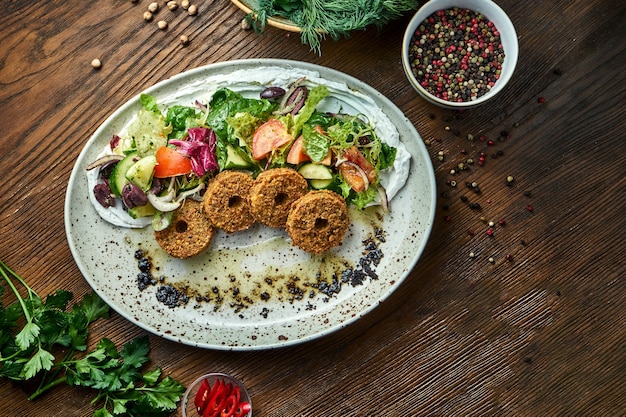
[247, 0, 419, 54]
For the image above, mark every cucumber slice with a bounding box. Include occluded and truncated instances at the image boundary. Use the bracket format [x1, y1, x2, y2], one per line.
[224, 144, 252, 169]
[109, 151, 139, 197]
[128, 202, 156, 219]
[309, 178, 334, 189]
[298, 163, 332, 180]
[126, 155, 157, 191]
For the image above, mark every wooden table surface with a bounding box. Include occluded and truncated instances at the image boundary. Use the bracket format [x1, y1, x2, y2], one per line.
[1, 0, 624, 415]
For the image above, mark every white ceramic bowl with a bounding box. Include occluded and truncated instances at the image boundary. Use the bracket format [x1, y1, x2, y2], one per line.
[181, 373, 252, 417]
[402, 0, 518, 109]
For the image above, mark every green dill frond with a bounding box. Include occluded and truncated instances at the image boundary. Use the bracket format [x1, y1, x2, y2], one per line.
[248, 0, 419, 54]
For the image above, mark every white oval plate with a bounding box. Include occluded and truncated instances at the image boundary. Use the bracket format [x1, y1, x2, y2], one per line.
[65, 59, 436, 350]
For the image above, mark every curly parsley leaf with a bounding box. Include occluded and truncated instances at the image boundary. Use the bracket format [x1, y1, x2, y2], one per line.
[22, 347, 55, 379]
[1, 260, 186, 416]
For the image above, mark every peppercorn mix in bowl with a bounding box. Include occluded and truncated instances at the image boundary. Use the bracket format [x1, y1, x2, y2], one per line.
[181, 373, 252, 417]
[402, 0, 518, 109]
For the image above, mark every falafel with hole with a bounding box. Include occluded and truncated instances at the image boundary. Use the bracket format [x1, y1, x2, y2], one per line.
[286, 190, 350, 254]
[202, 170, 256, 233]
[248, 168, 309, 228]
[154, 199, 215, 258]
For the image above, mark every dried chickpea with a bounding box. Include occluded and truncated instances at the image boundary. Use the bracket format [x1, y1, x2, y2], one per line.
[181, 0, 189, 9]
[143, 11, 153, 21]
[179, 34, 190, 45]
[91, 58, 102, 69]
[187, 4, 197, 15]
[167, 1, 178, 10]
[148, 2, 159, 12]
[157, 20, 168, 30]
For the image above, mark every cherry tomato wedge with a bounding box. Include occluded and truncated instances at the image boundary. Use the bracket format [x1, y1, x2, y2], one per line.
[251, 118, 294, 160]
[154, 146, 193, 178]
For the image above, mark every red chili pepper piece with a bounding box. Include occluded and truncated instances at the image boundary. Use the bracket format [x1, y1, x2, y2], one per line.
[202, 379, 223, 417]
[196, 378, 250, 417]
[232, 385, 241, 404]
[204, 381, 231, 417]
[233, 401, 252, 417]
[220, 394, 238, 417]
[194, 378, 211, 414]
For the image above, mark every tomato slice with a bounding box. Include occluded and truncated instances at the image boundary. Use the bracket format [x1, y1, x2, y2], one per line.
[286, 135, 311, 165]
[342, 146, 376, 183]
[338, 161, 368, 192]
[252, 119, 294, 160]
[154, 146, 193, 178]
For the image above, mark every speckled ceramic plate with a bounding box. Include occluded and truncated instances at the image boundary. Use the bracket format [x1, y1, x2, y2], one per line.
[65, 59, 436, 350]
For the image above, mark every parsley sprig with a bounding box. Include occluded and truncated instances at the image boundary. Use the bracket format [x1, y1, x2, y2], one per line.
[0, 260, 185, 416]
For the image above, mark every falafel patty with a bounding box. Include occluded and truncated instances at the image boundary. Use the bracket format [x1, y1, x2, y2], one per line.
[285, 190, 350, 254]
[248, 168, 309, 228]
[154, 200, 215, 258]
[202, 170, 255, 233]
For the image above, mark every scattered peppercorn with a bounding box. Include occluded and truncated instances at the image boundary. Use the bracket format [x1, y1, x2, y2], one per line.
[526, 204, 533, 212]
[538, 97, 545, 103]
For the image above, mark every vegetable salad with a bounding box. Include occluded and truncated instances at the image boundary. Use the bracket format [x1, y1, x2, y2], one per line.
[88, 78, 399, 232]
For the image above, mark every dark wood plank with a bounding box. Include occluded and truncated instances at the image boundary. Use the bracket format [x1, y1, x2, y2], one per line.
[1, 0, 624, 415]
